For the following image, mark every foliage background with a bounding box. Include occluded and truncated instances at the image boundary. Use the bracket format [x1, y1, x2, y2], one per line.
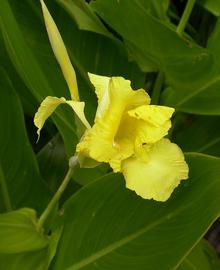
[1, 0, 220, 269]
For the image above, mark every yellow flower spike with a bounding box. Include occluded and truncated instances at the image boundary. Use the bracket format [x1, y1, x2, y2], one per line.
[121, 139, 189, 202]
[34, 1, 91, 142]
[40, 0, 79, 101]
[34, 96, 90, 140]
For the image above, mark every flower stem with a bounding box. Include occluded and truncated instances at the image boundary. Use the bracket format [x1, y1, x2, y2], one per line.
[0, 165, 12, 212]
[151, 71, 164, 105]
[176, 0, 196, 36]
[37, 155, 78, 231]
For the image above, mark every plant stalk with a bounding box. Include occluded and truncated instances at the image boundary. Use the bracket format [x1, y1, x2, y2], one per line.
[176, 0, 196, 36]
[37, 155, 78, 231]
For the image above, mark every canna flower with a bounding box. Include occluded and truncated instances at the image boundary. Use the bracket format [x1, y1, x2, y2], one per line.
[35, 0, 189, 202]
[76, 74, 189, 201]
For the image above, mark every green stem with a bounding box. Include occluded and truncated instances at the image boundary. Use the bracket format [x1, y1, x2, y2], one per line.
[151, 71, 164, 105]
[37, 155, 78, 231]
[176, 0, 196, 36]
[0, 165, 12, 212]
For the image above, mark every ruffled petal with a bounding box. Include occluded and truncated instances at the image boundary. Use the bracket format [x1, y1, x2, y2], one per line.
[34, 96, 90, 140]
[121, 138, 189, 202]
[128, 105, 175, 144]
[40, 0, 79, 101]
[77, 76, 150, 171]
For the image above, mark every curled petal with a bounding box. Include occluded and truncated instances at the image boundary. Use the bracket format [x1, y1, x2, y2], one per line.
[34, 96, 90, 140]
[40, 0, 79, 101]
[121, 138, 189, 202]
[128, 105, 175, 144]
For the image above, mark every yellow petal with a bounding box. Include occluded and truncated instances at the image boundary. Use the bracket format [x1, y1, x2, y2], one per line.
[128, 105, 175, 144]
[88, 73, 110, 117]
[66, 100, 91, 129]
[40, 0, 79, 101]
[77, 76, 150, 171]
[34, 96, 90, 140]
[121, 138, 189, 201]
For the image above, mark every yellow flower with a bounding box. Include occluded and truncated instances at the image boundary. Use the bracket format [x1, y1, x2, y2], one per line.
[35, 0, 189, 202]
[76, 74, 188, 201]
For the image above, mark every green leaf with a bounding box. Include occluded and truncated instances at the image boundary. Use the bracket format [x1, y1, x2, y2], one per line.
[178, 239, 220, 270]
[0, 68, 50, 212]
[0, 249, 47, 270]
[74, 165, 110, 186]
[0, 208, 48, 254]
[0, 31, 38, 117]
[91, 0, 220, 115]
[52, 153, 220, 270]
[0, 225, 62, 270]
[174, 115, 220, 157]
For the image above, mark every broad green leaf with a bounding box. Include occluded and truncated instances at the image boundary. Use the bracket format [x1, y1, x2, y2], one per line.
[0, 249, 47, 270]
[52, 153, 220, 270]
[56, 0, 112, 38]
[0, 208, 48, 253]
[74, 165, 110, 186]
[91, 0, 220, 115]
[0, 68, 50, 212]
[174, 115, 220, 157]
[0, 31, 38, 117]
[178, 239, 220, 270]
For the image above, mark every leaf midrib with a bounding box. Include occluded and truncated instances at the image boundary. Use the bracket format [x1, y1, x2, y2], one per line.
[64, 163, 220, 270]
[66, 213, 174, 270]
[66, 204, 197, 270]
[176, 73, 220, 107]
